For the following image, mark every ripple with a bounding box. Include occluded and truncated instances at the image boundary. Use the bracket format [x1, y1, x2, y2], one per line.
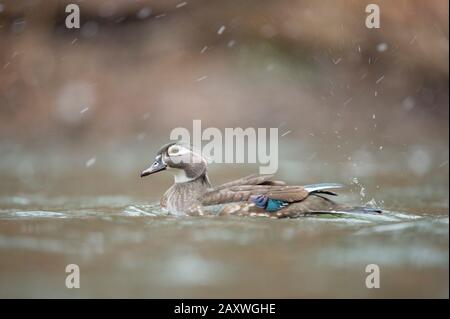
[123, 203, 169, 216]
[4, 210, 67, 218]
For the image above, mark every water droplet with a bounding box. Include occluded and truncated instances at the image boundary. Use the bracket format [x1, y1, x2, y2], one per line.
[137, 7, 152, 19]
[217, 25, 226, 35]
[196, 75, 208, 82]
[176, 2, 187, 8]
[81, 21, 99, 38]
[376, 43, 388, 52]
[86, 158, 96, 167]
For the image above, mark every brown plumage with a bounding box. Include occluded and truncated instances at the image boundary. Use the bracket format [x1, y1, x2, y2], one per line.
[201, 184, 309, 205]
[199, 175, 353, 218]
[140, 143, 382, 218]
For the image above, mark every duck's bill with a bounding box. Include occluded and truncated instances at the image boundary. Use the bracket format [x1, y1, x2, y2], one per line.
[140, 159, 167, 177]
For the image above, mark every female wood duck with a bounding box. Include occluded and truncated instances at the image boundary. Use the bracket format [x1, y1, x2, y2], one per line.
[140, 142, 381, 218]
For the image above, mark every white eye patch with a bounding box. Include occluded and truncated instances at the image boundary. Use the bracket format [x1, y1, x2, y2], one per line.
[168, 145, 190, 156]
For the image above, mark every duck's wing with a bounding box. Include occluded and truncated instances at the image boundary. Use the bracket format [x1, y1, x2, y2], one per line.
[216, 193, 337, 218]
[200, 181, 343, 206]
[200, 174, 286, 204]
[211, 174, 286, 191]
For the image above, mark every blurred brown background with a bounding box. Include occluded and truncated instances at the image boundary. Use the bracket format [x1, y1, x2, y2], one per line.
[0, 0, 448, 299]
[0, 0, 448, 201]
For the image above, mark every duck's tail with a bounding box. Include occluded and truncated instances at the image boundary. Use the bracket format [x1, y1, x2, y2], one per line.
[303, 184, 382, 214]
[338, 206, 382, 214]
[310, 195, 382, 214]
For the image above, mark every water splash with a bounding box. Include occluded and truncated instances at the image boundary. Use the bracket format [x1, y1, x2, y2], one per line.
[123, 203, 169, 216]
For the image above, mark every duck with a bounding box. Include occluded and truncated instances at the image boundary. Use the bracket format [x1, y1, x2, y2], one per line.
[140, 142, 382, 218]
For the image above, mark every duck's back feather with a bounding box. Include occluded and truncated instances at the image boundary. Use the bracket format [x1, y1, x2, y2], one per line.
[195, 176, 382, 217]
[211, 174, 286, 191]
[200, 176, 343, 206]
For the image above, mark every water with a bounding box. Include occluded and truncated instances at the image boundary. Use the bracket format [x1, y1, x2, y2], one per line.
[0, 194, 447, 298]
[0, 144, 448, 298]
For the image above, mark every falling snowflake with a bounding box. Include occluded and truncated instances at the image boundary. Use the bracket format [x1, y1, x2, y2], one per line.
[375, 75, 384, 84]
[137, 133, 146, 141]
[217, 25, 226, 35]
[376, 43, 388, 52]
[137, 7, 152, 19]
[333, 58, 342, 65]
[85, 158, 96, 167]
[196, 75, 208, 82]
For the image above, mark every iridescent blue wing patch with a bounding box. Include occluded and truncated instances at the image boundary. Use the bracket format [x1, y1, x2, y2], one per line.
[266, 199, 290, 212]
[251, 195, 289, 212]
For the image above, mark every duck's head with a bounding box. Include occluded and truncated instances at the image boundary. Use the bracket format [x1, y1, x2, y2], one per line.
[140, 142, 208, 183]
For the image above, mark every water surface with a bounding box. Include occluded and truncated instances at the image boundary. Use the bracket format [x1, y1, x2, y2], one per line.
[0, 144, 448, 298]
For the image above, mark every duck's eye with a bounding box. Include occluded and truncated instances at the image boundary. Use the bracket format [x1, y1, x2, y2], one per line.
[169, 146, 179, 155]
